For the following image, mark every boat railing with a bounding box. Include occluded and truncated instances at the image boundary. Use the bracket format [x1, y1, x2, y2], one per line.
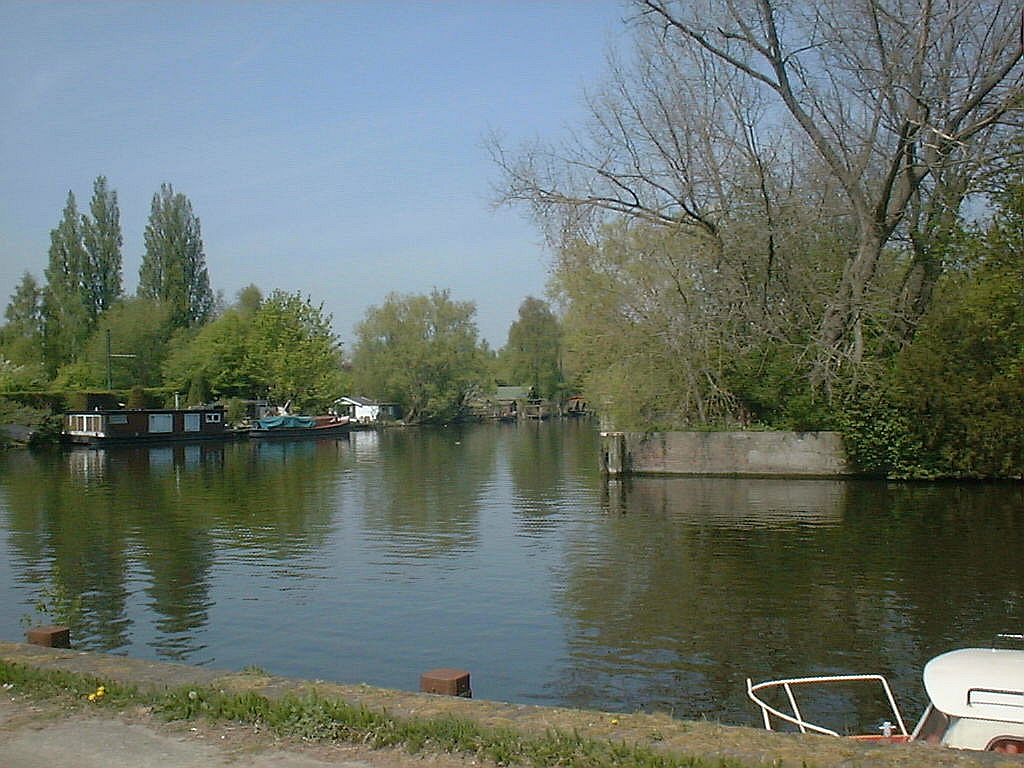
[746, 674, 909, 738]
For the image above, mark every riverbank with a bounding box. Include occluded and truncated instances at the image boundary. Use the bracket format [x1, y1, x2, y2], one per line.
[0, 641, 1006, 768]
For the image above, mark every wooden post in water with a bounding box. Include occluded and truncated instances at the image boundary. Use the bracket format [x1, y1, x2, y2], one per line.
[601, 432, 626, 477]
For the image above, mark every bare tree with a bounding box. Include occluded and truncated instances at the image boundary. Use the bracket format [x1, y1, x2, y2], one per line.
[495, 0, 1023, 390]
[491, 30, 779, 250]
[637, 0, 1023, 381]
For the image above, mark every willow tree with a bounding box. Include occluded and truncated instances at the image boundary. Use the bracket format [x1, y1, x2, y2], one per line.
[353, 290, 486, 423]
[495, 0, 1023, 391]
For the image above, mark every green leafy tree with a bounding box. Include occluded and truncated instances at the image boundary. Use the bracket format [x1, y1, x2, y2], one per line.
[353, 289, 486, 423]
[42, 192, 91, 374]
[0, 359, 47, 392]
[1, 272, 45, 369]
[81, 175, 123, 318]
[139, 183, 214, 329]
[500, 297, 563, 399]
[244, 290, 344, 411]
[162, 303, 259, 402]
[840, 182, 1024, 478]
[895, 183, 1024, 477]
[55, 298, 175, 389]
[234, 283, 263, 317]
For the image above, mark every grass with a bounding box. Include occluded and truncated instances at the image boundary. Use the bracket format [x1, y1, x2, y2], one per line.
[0, 658, 777, 768]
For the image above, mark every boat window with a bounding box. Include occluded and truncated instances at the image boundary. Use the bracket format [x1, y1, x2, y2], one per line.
[205, 413, 221, 423]
[969, 688, 1024, 710]
[67, 414, 104, 433]
[184, 413, 201, 432]
[109, 414, 128, 424]
[988, 738, 1024, 754]
[914, 706, 950, 745]
[148, 413, 173, 433]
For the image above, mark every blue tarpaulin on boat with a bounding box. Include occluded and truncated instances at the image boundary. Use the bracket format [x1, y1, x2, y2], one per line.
[254, 415, 315, 430]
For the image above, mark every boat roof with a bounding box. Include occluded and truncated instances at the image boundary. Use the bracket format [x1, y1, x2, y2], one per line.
[923, 648, 1024, 723]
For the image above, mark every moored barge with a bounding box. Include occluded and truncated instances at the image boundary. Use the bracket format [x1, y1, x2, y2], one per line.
[63, 407, 230, 444]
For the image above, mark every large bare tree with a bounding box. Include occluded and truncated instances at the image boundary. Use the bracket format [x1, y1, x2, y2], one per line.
[495, 0, 1023, 389]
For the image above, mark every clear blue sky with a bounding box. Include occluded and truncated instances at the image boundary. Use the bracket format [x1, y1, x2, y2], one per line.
[0, 1, 628, 347]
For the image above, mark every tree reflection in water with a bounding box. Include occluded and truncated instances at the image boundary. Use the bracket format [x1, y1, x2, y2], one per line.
[0, 427, 1020, 726]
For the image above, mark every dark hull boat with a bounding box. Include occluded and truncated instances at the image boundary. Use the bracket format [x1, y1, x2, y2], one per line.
[248, 414, 351, 439]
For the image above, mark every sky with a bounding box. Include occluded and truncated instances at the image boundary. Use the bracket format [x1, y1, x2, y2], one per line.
[0, 1, 628, 348]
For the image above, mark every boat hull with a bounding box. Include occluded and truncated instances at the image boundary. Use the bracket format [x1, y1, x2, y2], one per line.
[248, 424, 351, 439]
[62, 431, 245, 446]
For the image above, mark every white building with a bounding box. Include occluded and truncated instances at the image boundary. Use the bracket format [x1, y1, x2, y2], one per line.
[333, 396, 381, 423]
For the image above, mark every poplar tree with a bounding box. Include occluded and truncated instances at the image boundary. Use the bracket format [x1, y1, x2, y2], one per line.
[42, 192, 91, 373]
[139, 183, 214, 329]
[81, 175, 123, 318]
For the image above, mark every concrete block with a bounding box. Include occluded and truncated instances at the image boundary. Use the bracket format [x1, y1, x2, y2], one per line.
[420, 668, 471, 697]
[26, 625, 70, 648]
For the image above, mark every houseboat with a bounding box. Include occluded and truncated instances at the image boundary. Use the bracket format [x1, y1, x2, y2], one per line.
[63, 407, 228, 445]
[747, 643, 1024, 753]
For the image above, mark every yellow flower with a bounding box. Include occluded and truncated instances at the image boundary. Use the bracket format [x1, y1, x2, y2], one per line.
[87, 693, 96, 702]
[610, 718, 619, 725]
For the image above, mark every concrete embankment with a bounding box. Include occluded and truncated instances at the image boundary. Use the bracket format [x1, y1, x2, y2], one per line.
[601, 431, 855, 477]
[0, 641, 1006, 767]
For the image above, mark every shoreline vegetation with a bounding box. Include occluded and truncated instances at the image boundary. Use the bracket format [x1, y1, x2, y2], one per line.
[3, 2, 1023, 479]
[0, 646, 982, 768]
[3, 177, 1021, 480]
[0, 656, 760, 768]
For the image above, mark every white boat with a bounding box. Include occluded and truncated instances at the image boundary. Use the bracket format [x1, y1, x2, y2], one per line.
[747, 642, 1024, 754]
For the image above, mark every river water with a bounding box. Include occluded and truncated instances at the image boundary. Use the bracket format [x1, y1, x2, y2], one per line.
[0, 420, 1021, 730]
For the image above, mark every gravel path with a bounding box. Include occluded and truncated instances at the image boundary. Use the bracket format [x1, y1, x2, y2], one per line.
[0, 694, 480, 768]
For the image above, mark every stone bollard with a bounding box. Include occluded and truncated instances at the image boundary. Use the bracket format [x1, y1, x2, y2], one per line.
[26, 625, 71, 648]
[420, 668, 471, 698]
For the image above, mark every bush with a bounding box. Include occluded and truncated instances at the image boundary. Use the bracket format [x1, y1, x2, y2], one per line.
[838, 184, 1024, 479]
[0, 399, 61, 448]
[836, 381, 929, 478]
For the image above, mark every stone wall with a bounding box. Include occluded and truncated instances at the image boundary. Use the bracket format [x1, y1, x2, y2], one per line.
[601, 430, 855, 477]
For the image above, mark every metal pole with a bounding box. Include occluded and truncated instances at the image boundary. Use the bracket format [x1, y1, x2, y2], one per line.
[106, 329, 112, 390]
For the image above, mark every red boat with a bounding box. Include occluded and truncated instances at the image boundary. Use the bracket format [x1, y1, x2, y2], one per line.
[248, 414, 351, 439]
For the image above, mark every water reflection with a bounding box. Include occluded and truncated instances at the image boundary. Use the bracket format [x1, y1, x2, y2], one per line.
[0, 426, 1021, 727]
[1, 439, 345, 658]
[557, 476, 1024, 725]
[353, 427, 495, 562]
[602, 476, 846, 526]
